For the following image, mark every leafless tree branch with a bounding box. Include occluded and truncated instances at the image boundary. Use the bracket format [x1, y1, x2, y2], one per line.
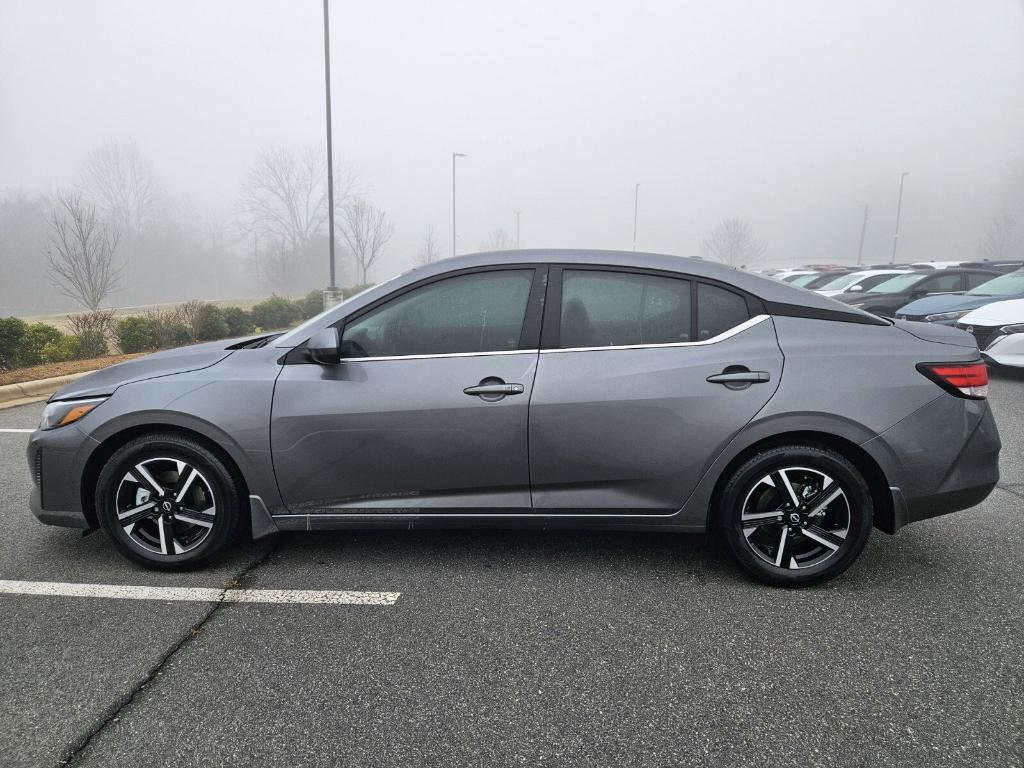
[339, 197, 394, 284]
[79, 139, 160, 235]
[45, 190, 123, 311]
[699, 217, 766, 267]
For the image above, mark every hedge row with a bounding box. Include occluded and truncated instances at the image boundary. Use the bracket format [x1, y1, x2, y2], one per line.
[0, 287, 372, 372]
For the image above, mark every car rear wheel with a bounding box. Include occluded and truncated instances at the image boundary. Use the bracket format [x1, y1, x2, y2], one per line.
[96, 433, 241, 570]
[718, 445, 873, 586]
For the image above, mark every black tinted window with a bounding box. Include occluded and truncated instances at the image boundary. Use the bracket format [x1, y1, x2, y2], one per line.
[697, 283, 749, 340]
[921, 273, 961, 293]
[341, 270, 533, 358]
[965, 272, 995, 290]
[560, 270, 691, 348]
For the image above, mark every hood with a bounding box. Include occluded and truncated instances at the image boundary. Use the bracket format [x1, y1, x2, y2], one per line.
[896, 293, 989, 316]
[51, 338, 239, 401]
[893, 320, 977, 348]
[958, 298, 1024, 326]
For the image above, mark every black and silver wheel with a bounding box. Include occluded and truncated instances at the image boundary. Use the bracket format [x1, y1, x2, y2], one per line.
[718, 445, 873, 586]
[96, 433, 241, 570]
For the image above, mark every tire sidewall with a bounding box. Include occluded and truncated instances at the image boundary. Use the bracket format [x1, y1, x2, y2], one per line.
[720, 446, 873, 586]
[96, 436, 238, 570]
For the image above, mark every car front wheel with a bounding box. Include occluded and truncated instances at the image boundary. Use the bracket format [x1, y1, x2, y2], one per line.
[718, 445, 873, 586]
[95, 433, 241, 570]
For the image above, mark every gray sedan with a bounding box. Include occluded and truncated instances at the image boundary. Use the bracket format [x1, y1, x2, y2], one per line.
[27, 250, 1000, 585]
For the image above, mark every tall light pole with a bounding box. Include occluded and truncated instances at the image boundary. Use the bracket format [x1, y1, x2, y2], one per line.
[891, 172, 909, 264]
[857, 204, 870, 265]
[514, 210, 522, 249]
[322, 0, 337, 290]
[452, 152, 467, 257]
[632, 183, 640, 251]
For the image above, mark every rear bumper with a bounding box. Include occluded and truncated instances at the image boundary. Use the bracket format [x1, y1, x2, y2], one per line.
[865, 395, 1001, 534]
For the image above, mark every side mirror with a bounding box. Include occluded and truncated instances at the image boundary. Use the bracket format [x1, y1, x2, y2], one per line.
[847, 284, 864, 293]
[306, 327, 341, 365]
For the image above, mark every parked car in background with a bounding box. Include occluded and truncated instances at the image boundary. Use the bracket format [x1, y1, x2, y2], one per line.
[957, 299, 1024, 368]
[960, 260, 1024, 274]
[814, 269, 912, 297]
[774, 270, 818, 283]
[789, 270, 858, 290]
[26, 249, 1000, 586]
[895, 269, 1024, 324]
[833, 268, 999, 318]
[910, 261, 968, 270]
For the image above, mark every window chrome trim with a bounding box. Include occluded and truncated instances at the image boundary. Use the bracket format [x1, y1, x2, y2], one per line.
[539, 314, 769, 354]
[343, 348, 538, 363]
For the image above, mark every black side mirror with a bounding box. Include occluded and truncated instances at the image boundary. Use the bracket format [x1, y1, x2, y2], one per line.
[306, 327, 341, 365]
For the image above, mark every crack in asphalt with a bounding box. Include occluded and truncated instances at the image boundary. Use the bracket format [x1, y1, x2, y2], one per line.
[56, 537, 282, 767]
[996, 483, 1024, 500]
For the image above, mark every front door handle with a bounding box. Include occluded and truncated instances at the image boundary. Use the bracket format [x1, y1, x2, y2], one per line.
[463, 380, 525, 399]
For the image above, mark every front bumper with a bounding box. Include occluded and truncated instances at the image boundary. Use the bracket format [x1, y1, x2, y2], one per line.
[864, 395, 1001, 534]
[981, 332, 1024, 369]
[26, 425, 95, 529]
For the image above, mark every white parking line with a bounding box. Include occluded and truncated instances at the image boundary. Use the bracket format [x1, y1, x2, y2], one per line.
[0, 579, 400, 605]
[0, 428, 33, 433]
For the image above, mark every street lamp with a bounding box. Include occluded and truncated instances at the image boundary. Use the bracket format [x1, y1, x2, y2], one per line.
[514, 210, 522, 249]
[891, 172, 909, 264]
[322, 0, 337, 291]
[452, 152, 467, 257]
[632, 183, 640, 251]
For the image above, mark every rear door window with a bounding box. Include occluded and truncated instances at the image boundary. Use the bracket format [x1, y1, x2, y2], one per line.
[697, 283, 750, 340]
[559, 270, 691, 348]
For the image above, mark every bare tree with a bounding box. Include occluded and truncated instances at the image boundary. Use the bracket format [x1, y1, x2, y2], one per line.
[699, 217, 766, 267]
[238, 145, 356, 258]
[978, 214, 1023, 261]
[339, 197, 394, 284]
[79, 139, 160, 235]
[416, 226, 442, 265]
[46, 191, 122, 311]
[481, 228, 515, 251]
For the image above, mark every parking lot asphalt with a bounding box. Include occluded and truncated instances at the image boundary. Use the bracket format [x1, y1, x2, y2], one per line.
[1, 372, 1022, 767]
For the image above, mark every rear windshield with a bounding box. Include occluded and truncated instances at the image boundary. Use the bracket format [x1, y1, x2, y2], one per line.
[817, 272, 870, 291]
[966, 272, 1024, 296]
[788, 273, 821, 287]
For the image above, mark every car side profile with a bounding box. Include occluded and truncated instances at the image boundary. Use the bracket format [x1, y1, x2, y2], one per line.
[27, 250, 1001, 585]
[832, 267, 999, 318]
[813, 268, 912, 297]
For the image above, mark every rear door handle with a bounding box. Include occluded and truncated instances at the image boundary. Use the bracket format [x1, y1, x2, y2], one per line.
[706, 371, 771, 384]
[463, 383, 525, 396]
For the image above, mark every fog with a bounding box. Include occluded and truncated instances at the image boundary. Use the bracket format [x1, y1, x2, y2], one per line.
[2, 0, 1024, 314]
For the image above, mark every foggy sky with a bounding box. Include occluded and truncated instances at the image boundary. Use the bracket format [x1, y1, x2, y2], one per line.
[2, 0, 1024, 286]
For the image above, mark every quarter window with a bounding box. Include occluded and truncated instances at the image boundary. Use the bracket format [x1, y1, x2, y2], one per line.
[341, 270, 534, 358]
[559, 270, 691, 348]
[697, 283, 750, 340]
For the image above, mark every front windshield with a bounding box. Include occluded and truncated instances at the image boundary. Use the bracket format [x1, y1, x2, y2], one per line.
[867, 273, 925, 293]
[967, 272, 1024, 296]
[818, 272, 869, 291]
[789, 273, 821, 287]
[273, 278, 398, 347]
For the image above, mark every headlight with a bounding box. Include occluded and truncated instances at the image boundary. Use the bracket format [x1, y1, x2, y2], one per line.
[1000, 323, 1024, 334]
[40, 398, 106, 430]
[925, 310, 969, 322]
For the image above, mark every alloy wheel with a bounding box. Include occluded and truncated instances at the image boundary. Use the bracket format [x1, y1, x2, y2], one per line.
[740, 466, 850, 570]
[114, 457, 218, 556]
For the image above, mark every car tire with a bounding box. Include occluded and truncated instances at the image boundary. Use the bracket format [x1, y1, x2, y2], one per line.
[717, 445, 873, 586]
[96, 433, 241, 570]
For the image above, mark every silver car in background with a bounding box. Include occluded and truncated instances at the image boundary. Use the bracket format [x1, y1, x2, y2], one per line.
[27, 250, 1000, 585]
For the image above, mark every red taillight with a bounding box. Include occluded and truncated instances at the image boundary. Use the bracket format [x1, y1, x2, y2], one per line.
[918, 362, 989, 399]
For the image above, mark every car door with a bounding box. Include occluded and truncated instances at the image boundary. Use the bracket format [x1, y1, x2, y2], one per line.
[528, 267, 783, 513]
[271, 267, 545, 514]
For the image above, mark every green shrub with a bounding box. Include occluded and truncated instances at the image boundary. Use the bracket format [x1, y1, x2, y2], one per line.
[76, 330, 108, 359]
[41, 334, 80, 363]
[144, 310, 191, 349]
[222, 307, 255, 337]
[299, 290, 324, 319]
[116, 317, 156, 354]
[0, 317, 27, 370]
[193, 305, 230, 341]
[20, 323, 64, 367]
[250, 296, 302, 331]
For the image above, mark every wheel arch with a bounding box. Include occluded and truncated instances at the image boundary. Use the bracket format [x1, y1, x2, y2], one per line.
[705, 430, 894, 534]
[81, 422, 252, 530]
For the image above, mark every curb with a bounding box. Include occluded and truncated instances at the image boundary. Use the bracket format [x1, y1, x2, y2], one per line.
[0, 371, 94, 410]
